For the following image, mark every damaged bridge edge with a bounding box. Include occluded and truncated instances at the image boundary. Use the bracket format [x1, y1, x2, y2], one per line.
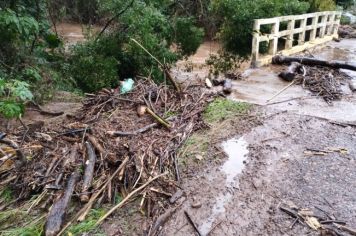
[251, 11, 342, 67]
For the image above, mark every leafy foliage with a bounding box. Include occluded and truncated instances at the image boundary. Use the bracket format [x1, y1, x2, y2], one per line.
[0, 78, 32, 118]
[212, 0, 310, 57]
[68, 0, 204, 91]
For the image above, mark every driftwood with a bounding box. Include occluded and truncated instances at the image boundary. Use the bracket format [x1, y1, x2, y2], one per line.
[45, 171, 79, 236]
[272, 55, 356, 71]
[279, 62, 303, 82]
[80, 142, 97, 202]
[95, 173, 167, 226]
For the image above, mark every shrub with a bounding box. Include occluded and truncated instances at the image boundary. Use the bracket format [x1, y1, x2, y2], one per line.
[174, 17, 204, 57]
[212, 0, 310, 57]
[68, 0, 205, 91]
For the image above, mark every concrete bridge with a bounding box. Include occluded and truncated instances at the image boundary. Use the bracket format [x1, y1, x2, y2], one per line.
[251, 11, 342, 67]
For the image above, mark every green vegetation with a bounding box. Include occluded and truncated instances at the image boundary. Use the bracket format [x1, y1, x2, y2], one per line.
[0, 0, 348, 118]
[66, 208, 106, 235]
[204, 98, 251, 123]
[0, 187, 13, 203]
[211, 0, 310, 57]
[179, 98, 252, 164]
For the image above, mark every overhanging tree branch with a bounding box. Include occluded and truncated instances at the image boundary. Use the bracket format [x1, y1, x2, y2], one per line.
[95, 0, 135, 41]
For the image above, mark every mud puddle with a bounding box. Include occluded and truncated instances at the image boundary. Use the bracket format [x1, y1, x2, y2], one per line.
[200, 137, 249, 235]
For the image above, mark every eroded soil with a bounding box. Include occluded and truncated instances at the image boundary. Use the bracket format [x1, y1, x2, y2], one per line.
[158, 39, 356, 236]
[160, 108, 356, 236]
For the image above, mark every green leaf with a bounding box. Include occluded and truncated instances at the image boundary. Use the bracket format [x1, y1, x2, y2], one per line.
[10, 81, 33, 101]
[0, 100, 24, 119]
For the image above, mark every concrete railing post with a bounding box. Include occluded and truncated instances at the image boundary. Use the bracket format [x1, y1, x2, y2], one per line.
[298, 18, 307, 45]
[320, 14, 328, 37]
[286, 19, 295, 49]
[251, 20, 260, 66]
[310, 15, 318, 41]
[268, 19, 280, 55]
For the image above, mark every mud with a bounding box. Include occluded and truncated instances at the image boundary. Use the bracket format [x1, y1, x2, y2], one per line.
[160, 108, 356, 236]
[159, 40, 356, 236]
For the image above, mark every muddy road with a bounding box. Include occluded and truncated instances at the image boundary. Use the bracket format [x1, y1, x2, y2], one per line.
[159, 39, 356, 236]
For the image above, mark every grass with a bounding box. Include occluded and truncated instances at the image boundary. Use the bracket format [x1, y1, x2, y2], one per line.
[203, 98, 251, 124]
[179, 98, 252, 163]
[0, 187, 13, 203]
[66, 208, 106, 235]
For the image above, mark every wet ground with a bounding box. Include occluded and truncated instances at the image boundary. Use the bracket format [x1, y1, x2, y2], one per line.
[19, 24, 356, 235]
[159, 38, 356, 236]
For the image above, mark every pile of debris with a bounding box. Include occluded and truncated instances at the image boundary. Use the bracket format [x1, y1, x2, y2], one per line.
[338, 24, 356, 39]
[0, 78, 214, 235]
[280, 203, 356, 236]
[273, 55, 355, 104]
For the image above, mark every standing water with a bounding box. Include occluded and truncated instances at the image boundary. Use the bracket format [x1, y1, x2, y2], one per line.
[200, 137, 249, 235]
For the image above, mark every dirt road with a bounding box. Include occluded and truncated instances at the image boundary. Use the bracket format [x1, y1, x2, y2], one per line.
[160, 39, 356, 236]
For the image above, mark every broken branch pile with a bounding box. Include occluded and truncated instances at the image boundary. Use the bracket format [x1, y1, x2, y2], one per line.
[273, 56, 351, 104]
[0, 78, 214, 234]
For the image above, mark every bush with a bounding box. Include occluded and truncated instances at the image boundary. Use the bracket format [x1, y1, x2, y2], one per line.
[174, 17, 204, 57]
[68, 0, 205, 91]
[212, 0, 310, 57]
[307, 0, 336, 12]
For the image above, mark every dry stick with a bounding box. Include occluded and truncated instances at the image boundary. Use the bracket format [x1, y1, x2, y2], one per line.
[149, 206, 180, 236]
[107, 123, 158, 137]
[266, 80, 296, 104]
[184, 210, 202, 236]
[57, 156, 130, 236]
[45, 171, 79, 236]
[0, 138, 26, 166]
[80, 142, 97, 203]
[130, 38, 181, 92]
[146, 107, 171, 129]
[107, 116, 175, 136]
[333, 223, 356, 236]
[95, 172, 167, 226]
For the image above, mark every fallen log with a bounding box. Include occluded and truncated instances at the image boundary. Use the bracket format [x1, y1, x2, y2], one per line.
[272, 55, 356, 71]
[45, 171, 79, 236]
[80, 142, 97, 202]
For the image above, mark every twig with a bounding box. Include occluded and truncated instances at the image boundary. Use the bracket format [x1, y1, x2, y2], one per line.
[266, 80, 296, 103]
[95, 172, 167, 226]
[0, 138, 26, 166]
[95, 0, 135, 41]
[333, 223, 356, 235]
[130, 38, 181, 92]
[184, 211, 202, 236]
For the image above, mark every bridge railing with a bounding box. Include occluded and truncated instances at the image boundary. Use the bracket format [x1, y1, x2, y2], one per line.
[251, 11, 342, 67]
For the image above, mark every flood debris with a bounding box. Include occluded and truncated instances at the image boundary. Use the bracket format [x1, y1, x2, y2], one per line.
[272, 55, 356, 71]
[280, 204, 356, 236]
[0, 78, 214, 234]
[338, 24, 356, 39]
[272, 55, 353, 103]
